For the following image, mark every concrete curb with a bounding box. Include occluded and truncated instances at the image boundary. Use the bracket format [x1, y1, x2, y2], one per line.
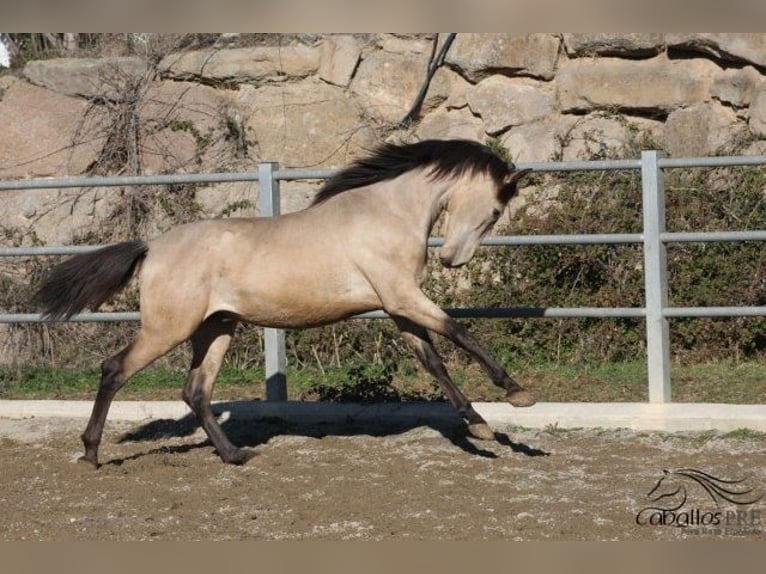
[0, 400, 764, 432]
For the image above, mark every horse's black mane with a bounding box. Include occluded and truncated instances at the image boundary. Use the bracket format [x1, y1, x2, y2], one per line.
[311, 139, 513, 206]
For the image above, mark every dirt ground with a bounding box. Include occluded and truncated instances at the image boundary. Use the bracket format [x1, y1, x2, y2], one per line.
[0, 411, 764, 541]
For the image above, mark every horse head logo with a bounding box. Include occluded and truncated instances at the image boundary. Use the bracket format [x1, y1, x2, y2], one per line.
[645, 468, 762, 511]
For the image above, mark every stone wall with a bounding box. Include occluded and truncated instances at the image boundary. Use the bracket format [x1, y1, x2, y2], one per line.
[2, 33, 766, 246]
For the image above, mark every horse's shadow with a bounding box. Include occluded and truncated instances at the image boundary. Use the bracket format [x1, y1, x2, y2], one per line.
[108, 401, 549, 466]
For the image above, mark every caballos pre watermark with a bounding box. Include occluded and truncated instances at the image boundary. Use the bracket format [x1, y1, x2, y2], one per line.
[635, 468, 763, 536]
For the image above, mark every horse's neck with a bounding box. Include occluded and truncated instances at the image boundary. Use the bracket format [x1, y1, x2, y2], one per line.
[310, 170, 450, 242]
[378, 170, 450, 237]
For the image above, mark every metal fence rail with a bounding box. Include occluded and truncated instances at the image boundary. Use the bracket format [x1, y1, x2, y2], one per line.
[1, 151, 764, 403]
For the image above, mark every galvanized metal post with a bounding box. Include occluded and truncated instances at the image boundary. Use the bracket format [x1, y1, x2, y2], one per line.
[258, 162, 288, 401]
[641, 151, 671, 402]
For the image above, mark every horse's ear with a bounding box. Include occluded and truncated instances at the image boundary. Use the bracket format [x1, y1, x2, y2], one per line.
[505, 168, 532, 186]
[498, 168, 532, 202]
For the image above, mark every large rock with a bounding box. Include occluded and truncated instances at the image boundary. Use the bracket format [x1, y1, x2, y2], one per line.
[195, 180, 319, 218]
[0, 80, 105, 179]
[434, 67, 472, 110]
[563, 33, 663, 57]
[739, 139, 766, 157]
[235, 81, 376, 168]
[158, 46, 320, 83]
[319, 35, 362, 87]
[350, 49, 441, 124]
[140, 81, 227, 133]
[667, 33, 766, 68]
[416, 106, 485, 141]
[749, 89, 766, 138]
[500, 116, 578, 163]
[712, 66, 764, 108]
[22, 57, 148, 100]
[501, 113, 663, 163]
[561, 114, 664, 161]
[422, 66, 465, 113]
[378, 33, 434, 55]
[445, 34, 560, 82]
[0, 186, 121, 245]
[507, 183, 562, 220]
[664, 103, 745, 157]
[138, 81, 234, 174]
[466, 76, 553, 134]
[194, 182, 258, 218]
[557, 55, 720, 114]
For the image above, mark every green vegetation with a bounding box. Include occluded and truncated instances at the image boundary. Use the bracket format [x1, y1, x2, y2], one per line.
[168, 119, 213, 149]
[1, 360, 764, 404]
[448, 163, 765, 366]
[721, 428, 766, 440]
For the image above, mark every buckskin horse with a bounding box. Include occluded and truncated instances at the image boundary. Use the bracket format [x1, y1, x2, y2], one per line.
[34, 139, 534, 467]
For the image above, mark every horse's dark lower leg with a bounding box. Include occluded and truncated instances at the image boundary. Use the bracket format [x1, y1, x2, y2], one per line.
[79, 350, 129, 467]
[183, 372, 252, 465]
[80, 331, 180, 468]
[394, 317, 495, 440]
[387, 292, 536, 408]
[182, 316, 249, 465]
[442, 318, 536, 407]
[183, 377, 252, 465]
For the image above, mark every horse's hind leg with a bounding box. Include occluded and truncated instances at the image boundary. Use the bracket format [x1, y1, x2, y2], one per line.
[394, 317, 495, 441]
[181, 314, 250, 465]
[80, 329, 181, 468]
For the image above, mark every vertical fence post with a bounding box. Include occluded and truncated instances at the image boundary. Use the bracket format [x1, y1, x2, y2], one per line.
[258, 162, 288, 401]
[641, 151, 671, 403]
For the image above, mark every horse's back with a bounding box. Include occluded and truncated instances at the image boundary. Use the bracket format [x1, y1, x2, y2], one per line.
[138, 215, 384, 328]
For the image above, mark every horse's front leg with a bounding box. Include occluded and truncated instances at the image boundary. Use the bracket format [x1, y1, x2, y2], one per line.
[384, 289, 536, 408]
[393, 317, 495, 440]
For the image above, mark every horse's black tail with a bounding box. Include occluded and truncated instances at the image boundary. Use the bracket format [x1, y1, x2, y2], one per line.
[33, 240, 149, 321]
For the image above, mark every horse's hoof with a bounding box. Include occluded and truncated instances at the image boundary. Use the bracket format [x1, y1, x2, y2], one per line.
[506, 389, 536, 407]
[467, 422, 495, 441]
[222, 448, 256, 466]
[76, 455, 100, 470]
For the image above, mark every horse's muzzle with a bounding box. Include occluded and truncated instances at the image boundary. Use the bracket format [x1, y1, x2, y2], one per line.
[439, 253, 467, 268]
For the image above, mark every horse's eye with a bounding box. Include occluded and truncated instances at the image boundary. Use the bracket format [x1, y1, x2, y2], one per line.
[491, 208, 501, 219]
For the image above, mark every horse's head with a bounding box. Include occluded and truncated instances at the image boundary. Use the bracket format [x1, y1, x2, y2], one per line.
[439, 167, 531, 268]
